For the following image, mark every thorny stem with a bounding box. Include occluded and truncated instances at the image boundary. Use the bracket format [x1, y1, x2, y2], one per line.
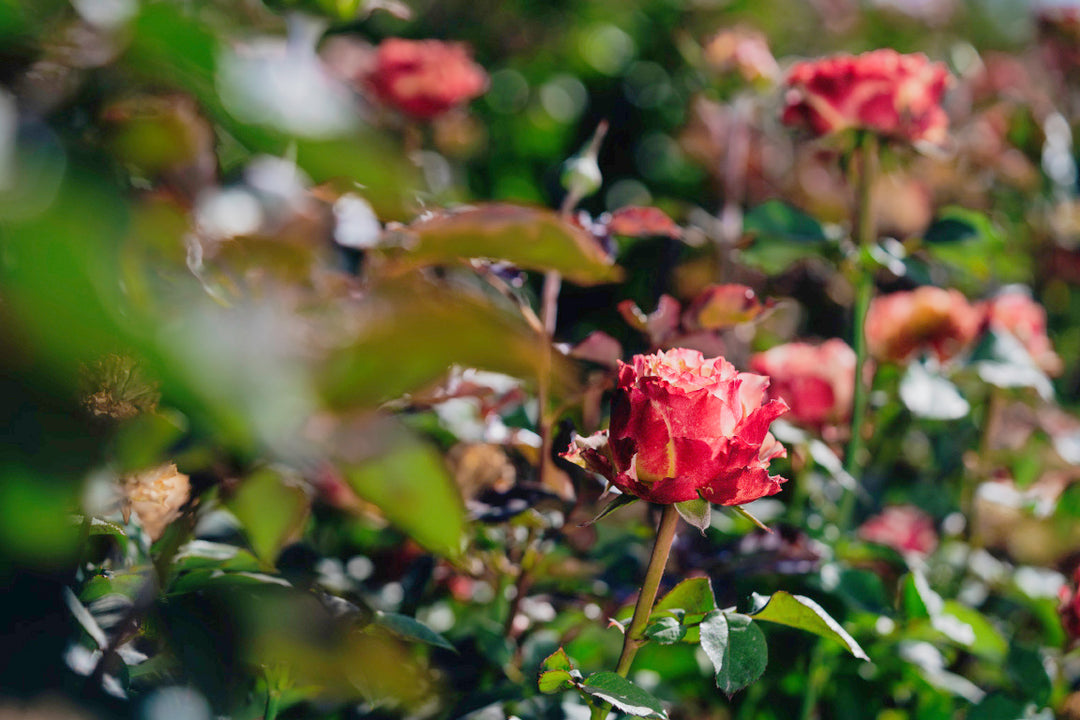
[589, 505, 680, 720]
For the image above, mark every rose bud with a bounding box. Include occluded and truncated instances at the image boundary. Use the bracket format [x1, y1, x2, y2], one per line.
[365, 38, 488, 120]
[121, 463, 190, 541]
[749, 339, 855, 427]
[782, 49, 951, 145]
[865, 286, 982, 363]
[984, 288, 1063, 376]
[561, 348, 789, 506]
[857, 505, 938, 557]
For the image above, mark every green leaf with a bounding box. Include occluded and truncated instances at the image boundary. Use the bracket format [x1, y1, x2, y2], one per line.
[375, 611, 456, 652]
[700, 612, 767, 697]
[899, 362, 969, 420]
[538, 669, 577, 694]
[322, 280, 576, 408]
[581, 493, 638, 526]
[540, 647, 575, 673]
[1006, 644, 1051, 706]
[645, 616, 687, 644]
[740, 201, 829, 274]
[112, 411, 187, 473]
[749, 591, 868, 661]
[674, 498, 711, 533]
[580, 672, 668, 719]
[901, 571, 942, 620]
[653, 577, 717, 624]
[387, 204, 623, 286]
[227, 468, 310, 568]
[343, 434, 465, 558]
[940, 601, 1007, 662]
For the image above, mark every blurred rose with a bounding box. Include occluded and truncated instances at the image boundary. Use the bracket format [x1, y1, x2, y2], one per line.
[122, 463, 189, 541]
[682, 284, 769, 331]
[782, 49, 951, 145]
[365, 38, 487, 120]
[858, 504, 938, 556]
[865, 286, 982, 363]
[562, 349, 788, 505]
[749, 339, 855, 427]
[984, 288, 1063, 376]
[702, 27, 779, 85]
[1061, 567, 1080, 644]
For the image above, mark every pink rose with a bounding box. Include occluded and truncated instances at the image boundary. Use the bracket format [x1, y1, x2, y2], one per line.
[562, 349, 789, 505]
[365, 39, 488, 120]
[857, 505, 938, 556]
[1060, 567, 1080, 644]
[984, 289, 1063, 376]
[749, 339, 855, 427]
[782, 49, 951, 145]
[865, 286, 982, 363]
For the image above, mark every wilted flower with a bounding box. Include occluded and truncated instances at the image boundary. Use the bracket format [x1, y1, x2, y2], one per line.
[365, 38, 487, 120]
[984, 288, 1063, 376]
[80, 354, 160, 421]
[858, 505, 938, 556]
[122, 463, 190, 541]
[865, 286, 982, 363]
[749, 339, 855, 427]
[562, 349, 789, 505]
[782, 49, 951, 145]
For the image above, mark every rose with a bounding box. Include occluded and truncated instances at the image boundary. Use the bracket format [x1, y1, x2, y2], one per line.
[1060, 567, 1080, 644]
[561, 348, 789, 505]
[984, 288, 1063, 376]
[122, 463, 190, 541]
[782, 49, 951, 145]
[865, 286, 982, 363]
[365, 38, 488, 120]
[749, 339, 855, 427]
[857, 505, 938, 556]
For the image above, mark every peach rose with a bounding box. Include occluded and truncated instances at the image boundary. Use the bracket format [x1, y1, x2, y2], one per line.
[865, 286, 982, 363]
[562, 349, 789, 506]
[749, 339, 855, 427]
[122, 463, 190, 541]
[984, 289, 1063, 376]
[365, 38, 487, 120]
[782, 49, 951, 145]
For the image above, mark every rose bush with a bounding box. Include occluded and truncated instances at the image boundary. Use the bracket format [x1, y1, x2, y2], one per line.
[857, 504, 938, 556]
[749, 339, 855, 427]
[782, 48, 951, 144]
[865, 286, 982, 363]
[365, 38, 488, 119]
[562, 348, 789, 505]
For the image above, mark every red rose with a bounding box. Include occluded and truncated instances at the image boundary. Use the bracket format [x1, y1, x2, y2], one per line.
[749, 339, 855, 427]
[865, 286, 982, 363]
[857, 505, 938, 556]
[561, 348, 789, 505]
[984, 288, 1063, 376]
[782, 49, 951, 145]
[365, 38, 488, 120]
[1060, 567, 1080, 644]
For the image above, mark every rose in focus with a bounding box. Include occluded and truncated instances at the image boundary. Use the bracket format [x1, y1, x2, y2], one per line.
[562, 348, 789, 505]
[865, 286, 982, 363]
[365, 38, 488, 120]
[782, 49, 951, 145]
[749, 339, 855, 427]
[984, 288, 1063, 376]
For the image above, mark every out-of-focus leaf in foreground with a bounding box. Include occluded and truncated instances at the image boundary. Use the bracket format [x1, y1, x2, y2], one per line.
[226, 468, 311, 568]
[382, 204, 623, 285]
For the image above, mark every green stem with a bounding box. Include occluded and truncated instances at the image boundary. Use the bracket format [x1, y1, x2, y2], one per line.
[589, 505, 681, 720]
[838, 131, 879, 526]
[265, 689, 280, 720]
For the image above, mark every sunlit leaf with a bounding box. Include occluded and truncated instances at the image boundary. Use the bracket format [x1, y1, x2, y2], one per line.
[580, 672, 668, 719]
[674, 498, 711, 533]
[700, 611, 767, 697]
[227, 468, 310, 567]
[385, 204, 622, 285]
[539, 669, 577, 694]
[645, 616, 687, 644]
[899, 362, 969, 420]
[652, 577, 717, 623]
[540, 647, 575, 673]
[749, 591, 868, 660]
[342, 433, 465, 558]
